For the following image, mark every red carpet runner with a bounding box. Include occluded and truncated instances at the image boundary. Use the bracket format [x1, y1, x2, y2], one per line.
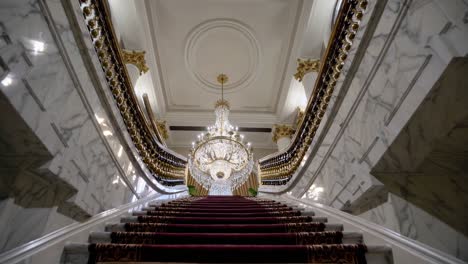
[88, 196, 367, 263]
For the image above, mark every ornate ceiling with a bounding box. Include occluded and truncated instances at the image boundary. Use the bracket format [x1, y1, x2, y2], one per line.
[108, 0, 335, 154]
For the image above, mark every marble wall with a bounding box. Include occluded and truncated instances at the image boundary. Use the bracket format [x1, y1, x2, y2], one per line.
[287, 0, 468, 261]
[371, 57, 468, 238]
[0, 0, 178, 253]
[359, 193, 468, 261]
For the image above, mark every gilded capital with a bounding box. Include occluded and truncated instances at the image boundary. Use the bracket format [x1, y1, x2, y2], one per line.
[121, 49, 149, 75]
[294, 108, 305, 129]
[272, 124, 295, 143]
[156, 120, 169, 140]
[294, 58, 320, 82]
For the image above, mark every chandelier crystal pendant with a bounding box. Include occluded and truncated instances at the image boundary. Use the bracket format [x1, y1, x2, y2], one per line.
[188, 74, 254, 195]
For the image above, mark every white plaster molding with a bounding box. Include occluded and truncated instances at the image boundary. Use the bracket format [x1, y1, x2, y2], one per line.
[138, 0, 311, 122]
[163, 111, 279, 127]
[275, 0, 314, 119]
[184, 18, 261, 93]
[138, 0, 168, 116]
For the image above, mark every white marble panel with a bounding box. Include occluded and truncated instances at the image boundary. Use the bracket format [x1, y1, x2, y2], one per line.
[288, 0, 468, 261]
[0, 0, 167, 253]
[0, 199, 52, 253]
[359, 194, 468, 261]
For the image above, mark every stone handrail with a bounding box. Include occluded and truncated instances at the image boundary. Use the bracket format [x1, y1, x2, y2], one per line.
[0, 193, 187, 264]
[279, 195, 466, 264]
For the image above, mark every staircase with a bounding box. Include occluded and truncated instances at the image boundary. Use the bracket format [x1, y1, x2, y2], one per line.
[64, 196, 392, 263]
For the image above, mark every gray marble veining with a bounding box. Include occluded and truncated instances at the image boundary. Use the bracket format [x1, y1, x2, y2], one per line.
[286, 0, 468, 261]
[0, 0, 158, 253]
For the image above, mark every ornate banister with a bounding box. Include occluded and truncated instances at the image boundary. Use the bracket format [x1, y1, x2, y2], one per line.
[259, 0, 368, 184]
[79, 0, 186, 186]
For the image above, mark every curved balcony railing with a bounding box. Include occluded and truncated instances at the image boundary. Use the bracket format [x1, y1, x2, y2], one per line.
[259, 0, 368, 185]
[79, 0, 186, 186]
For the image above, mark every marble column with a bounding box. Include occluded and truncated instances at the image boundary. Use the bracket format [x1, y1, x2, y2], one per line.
[272, 125, 295, 152]
[302, 73, 318, 99]
[126, 64, 140, 87]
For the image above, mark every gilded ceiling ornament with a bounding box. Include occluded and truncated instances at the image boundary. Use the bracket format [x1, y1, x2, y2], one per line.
[214, 73, 230, 108]
[121, 49, 149, 75]
[272, 124, 295, 143]
[217, 73, 228, 84]
[294, 58, 320, 82]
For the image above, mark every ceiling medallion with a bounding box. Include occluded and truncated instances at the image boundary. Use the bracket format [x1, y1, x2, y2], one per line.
[184, 19, 261, 93]
[188, 74, 254, 195]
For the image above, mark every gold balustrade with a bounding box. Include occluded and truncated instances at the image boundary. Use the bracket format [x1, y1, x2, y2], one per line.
[259, 0, 368, 185]
[79, 0, 368, 187]
[79, 0, 186, 186]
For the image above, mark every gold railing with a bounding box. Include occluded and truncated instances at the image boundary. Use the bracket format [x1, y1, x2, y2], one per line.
[259, 0, 368, 185]
[79, 0, 186, 186]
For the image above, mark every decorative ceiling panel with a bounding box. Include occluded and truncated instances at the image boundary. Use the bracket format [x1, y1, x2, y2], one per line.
[145, 0, 302, 113]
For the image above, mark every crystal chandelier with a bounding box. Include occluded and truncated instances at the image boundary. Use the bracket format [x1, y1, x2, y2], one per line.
[188, 74, 254, 195]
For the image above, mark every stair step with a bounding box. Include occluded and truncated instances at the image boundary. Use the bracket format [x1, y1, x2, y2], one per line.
[132, 210, 310, 217]
[64, 243, 390, 264]
[89, 231, 363, 244]
[105, 222, 344, 233]
[121, 215, 327, 224]
[137, 207, 315, 216]
[63, 197, 392, 263]
[145, 205, 306, 211]
[123, 215, 323, 224]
